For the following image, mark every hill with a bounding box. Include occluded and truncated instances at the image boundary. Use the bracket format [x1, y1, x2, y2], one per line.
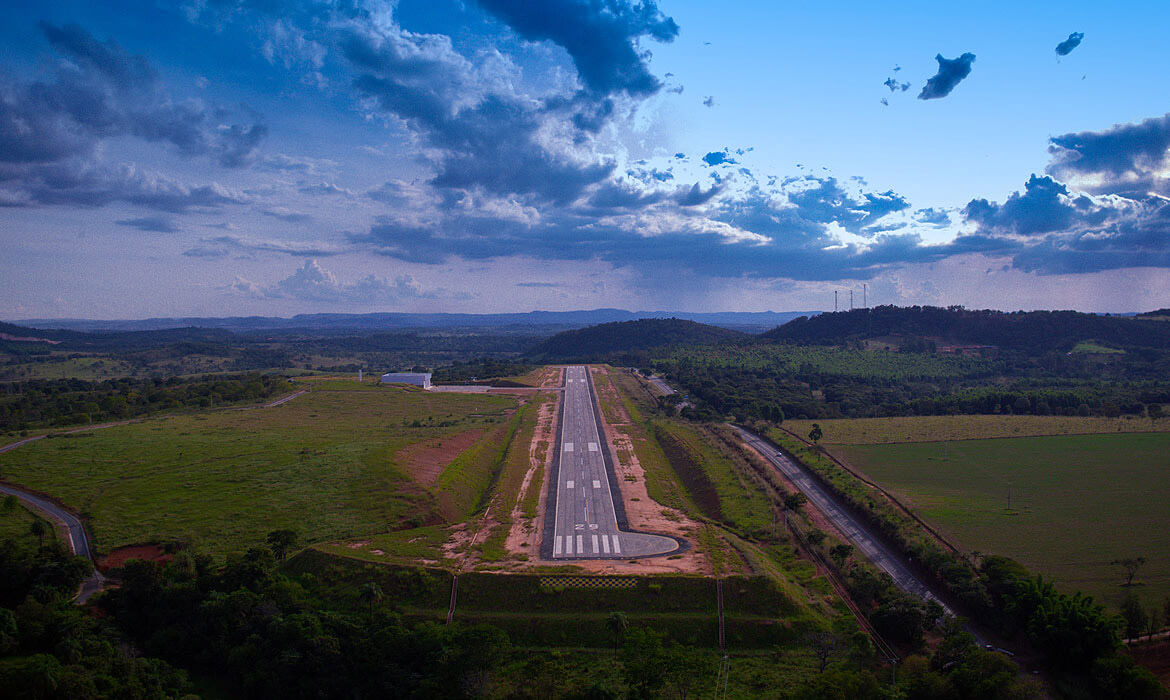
[15, 309, 816, 334]
[527, 318, 746, 359]
[764, 306, 1170, 352]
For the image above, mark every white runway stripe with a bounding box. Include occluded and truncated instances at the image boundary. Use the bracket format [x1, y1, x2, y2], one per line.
[554, 536, 562, 555]
[601, 534, 610, 553]
[566, 480, 574, 489]
[576, 535, 583, 553]
[592, 480, 601, 489]
[564, 443, 574, 452]
[588, 442, 599, 451]
[612, 535, 621, 554]
[592, 534, 599, 553]
[565, 535, 573, 555]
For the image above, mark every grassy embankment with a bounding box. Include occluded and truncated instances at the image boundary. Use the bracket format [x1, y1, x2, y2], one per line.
[596, 369, 849, 621]
[784, 414, 1170, 445]
[0, 383, 516, 558]
[835, 432, 1170, 610]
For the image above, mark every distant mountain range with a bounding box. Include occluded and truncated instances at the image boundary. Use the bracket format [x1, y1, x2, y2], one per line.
[15, 309, 818, 334]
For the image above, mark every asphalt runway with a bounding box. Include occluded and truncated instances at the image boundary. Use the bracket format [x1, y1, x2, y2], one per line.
[546, 366, 677, 559]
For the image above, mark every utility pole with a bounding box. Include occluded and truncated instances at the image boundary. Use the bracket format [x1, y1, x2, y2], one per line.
[358, 369, 363, 383]
[834, 290, 838, 312]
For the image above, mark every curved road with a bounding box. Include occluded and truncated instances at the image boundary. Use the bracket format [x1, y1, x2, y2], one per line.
[0, 387, 309, 603]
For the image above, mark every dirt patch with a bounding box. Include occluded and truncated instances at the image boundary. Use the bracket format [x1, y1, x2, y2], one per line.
[1126, 639, 1170, 689]
[98, 544, 171, 571]
[395, 428, 486, 487]
[504, 395, 558, 558]
[590, 366, 632, 425]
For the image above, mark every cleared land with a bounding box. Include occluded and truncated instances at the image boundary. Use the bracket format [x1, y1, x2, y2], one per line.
[0, 385, 516, 558]
[836, 432, 1170, 609]
[784, 414, 1170, 445]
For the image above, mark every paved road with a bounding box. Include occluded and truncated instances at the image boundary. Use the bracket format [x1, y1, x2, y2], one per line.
[734, 426, 955, 614]
[646, 375, 676, 395]
[0, 483, 105, 601]
[264, 389, 307, 407]
[546, 366, 678, 559]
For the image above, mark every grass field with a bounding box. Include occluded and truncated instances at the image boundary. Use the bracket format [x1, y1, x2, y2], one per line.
[0, 386, 516, 558]
[0, 499, 52, 547]
[784, 414, 1170, 445]
[836, 432, 1170, 610]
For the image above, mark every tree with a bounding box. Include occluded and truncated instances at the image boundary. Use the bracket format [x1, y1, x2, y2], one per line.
[808, 424, 823, 444]
[358, 581, 383, 613]
[783, 492, 807, 512]
[1111, 556, 1147, 586]
[1148, 403, 1163, 419]
[806, 529, 826, 547]
[829, 544, 854, 568]
[29, 519, 47, 548]
[806, 630, 841, 673]
[1120, 594, 1146, 639]
[1163, 595, 1170, 628]
[266, 529, 298, 561]
[606, 611, 628, 658]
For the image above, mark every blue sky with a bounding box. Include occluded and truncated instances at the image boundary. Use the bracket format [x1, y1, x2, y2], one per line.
[2, 0, 1168, 319]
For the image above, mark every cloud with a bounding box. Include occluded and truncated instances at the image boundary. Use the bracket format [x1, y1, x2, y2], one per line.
[1, 22, 268, 167]
[1055, 32, 1084, 56]
[918, 52, 975, 100]
[703, 95, 715, 107]
[0, 161, 246, 211]
[341, 19, 615, 204]
[516, 281, 561, 288]
[702, 150, 737, 166]
[298, 182, 354, 196]
[883, 77, 910, 92]
[474, 0, 679, 97]
[261, 207, 312, 222]
[962, 172, 1170, 275]
[675, 181, 721, 206]
[783, 176, 910, 235]
[115, 215, 180, 232]
[194, 234, 343, 258]
[913, 207, 951, 227]
[1046, 114, 1170, 196]
[235, 259, 436, 304]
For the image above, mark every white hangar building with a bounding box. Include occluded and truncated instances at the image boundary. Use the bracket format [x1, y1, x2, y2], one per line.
[380, 372, 432, 389]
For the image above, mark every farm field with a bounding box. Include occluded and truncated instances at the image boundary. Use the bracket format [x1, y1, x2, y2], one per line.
[0, 385, 516, 558]
[785, 414, 1170, 445]
[836, 432, 1170, 609]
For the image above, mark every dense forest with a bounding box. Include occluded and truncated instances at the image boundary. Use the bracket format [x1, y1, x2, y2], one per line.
[766, 306, 1170, 352]
[0, 373, 287, 432]
[527, 318, 746, 359]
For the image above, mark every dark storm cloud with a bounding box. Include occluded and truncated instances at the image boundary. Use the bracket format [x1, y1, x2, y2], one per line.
[342, 23, 614, 204]
[0, 161, 246, 211]
[0, 22, 264, 213]
[962, 172, 1170, 275]
[918, 53, 975, 100]
[1047, 114, 1170, 196]
[675, 181, 721, 206]
[474, 0, 679, 96]
[964, 175, 1079, 235]
[1055, 32, 1084, 56]
[20, 22, 267, 167]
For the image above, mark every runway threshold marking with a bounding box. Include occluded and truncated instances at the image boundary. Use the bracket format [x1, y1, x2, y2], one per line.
[564, 443, 574, 452]
[592, 480, 601, 488]
[567, 480, 574, 489]
[554, 536, 563, 555]
[592, 534, 599, 553]
[601, 535, 610, 553]
[612, 536, 621, 554]
[588, 442, 599, 451]
[577, 535, 583, 553]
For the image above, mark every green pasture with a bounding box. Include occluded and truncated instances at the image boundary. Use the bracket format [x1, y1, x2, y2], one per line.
[0, 387, 515, 558]
[837, 432, 1170, 609]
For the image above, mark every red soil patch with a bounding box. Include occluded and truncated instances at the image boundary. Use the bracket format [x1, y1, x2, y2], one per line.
[1126, 639, 1170, 689]
[98, 544, 171, 571]
[396, 428, 486, 486]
